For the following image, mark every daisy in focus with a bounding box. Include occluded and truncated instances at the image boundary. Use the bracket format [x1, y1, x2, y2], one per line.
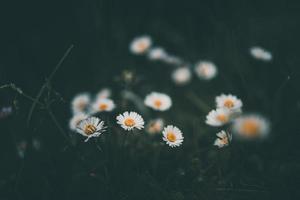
[147, 47, 167, 60]
[232, 115, 270, 139]
[206, 108, 232, 127]
[146, 118, 164, 134]
[144, 92, 172, 111]
[71, 93, 91, 114]
[194, 61, 217, 80]
[216, 94, 243, 112]
[91, 98, 115, 113]
[76, 117, 106, 142]
[250, 46, 272, 61]
[69, 113, 89, 131]
[214, 130, 232, 148]
[162, 125, 184, 147]
[171, 67, 192, 85]
[116, 111, 144, 131]
[130, 36, 152, 55]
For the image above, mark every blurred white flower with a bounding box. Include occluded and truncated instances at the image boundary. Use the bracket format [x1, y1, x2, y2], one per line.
[206, 108, 232, 127]
[163, 55, 182, 65]
[91, 98, 115, 113]
[96, 88, 111, 99]
[76, 117, 106, 142]
[162, 125, 184, 147]
[250, 46, 272, 61]
[214, 130, 232, 148]
[69, 113, 89, 131]
[130, 36, 152, 54]
[171, 67, 192, 85]
[147, 47, 167, 60]
[232, 114, 270, 139]
[146, 118, 164, 134]
[194, 61, 217, 80]
[116, 111, 144, 131]
[216, 94, 243, 112]
[71, 93, 90, 114]
[144, 92, 172, 111]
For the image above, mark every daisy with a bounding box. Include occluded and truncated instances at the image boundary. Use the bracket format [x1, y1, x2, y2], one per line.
[91, 98, 115, 113]
[116, 111, 144, 131]
[194, 61, 217, 80]
[146, 118, 164, 134]
[130, 36, 152, 54]
[206, 108, 232, 127]
[71, 93, 90, 114]
[69, 113, 89, 131]
[216, 94, 243, 112]
[96, 88, 111, 99]
[250, 46, 272, 61]
[232, 115, 270, 139]
[162, 125, 184, 147]
[171, 67, 192, 85]
[76, 117, 106, 142]
[147, 47, 168, 60]
[214, 130, 232, 148]
[144, 92, 172, 111]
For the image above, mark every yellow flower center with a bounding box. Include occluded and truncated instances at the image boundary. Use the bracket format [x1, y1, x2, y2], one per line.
[99, 103, 108, 110]
[217, 114, 228, 123]
[124, 118, 135, 127]
[224, 99, 234, 108]
[84, 124, 97, 135]
[241, 120, 259, 136]
[221, 137, 228, 145]
[78, 101, 86, 110]
[137, 42, 147, 51]
[154, 100, 162, 108]
[167, 132, 176, 142]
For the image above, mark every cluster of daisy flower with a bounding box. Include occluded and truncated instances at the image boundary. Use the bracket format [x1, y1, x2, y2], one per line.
[69, 90, 184, 147]
[205, 94, 270, 148]
[129, 36, 218, 86]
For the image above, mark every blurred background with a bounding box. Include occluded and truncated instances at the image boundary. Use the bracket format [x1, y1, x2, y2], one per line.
[0, 0, 300, 199]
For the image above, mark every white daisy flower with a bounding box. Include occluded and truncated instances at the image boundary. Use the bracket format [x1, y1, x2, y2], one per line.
[194, 61, 218, 80]
[96, 88, 111, 99]
[162, 125, 184, 147]
[144, 92, 172, 111]
[147, 47, 168, 60]
[171, 67, 192, 85]
[214, 130, 232, 148]
[232, 115, 270, 139]
[116, 111, 144, 131]
[146, 118, 164, 134]
[69, 113, 89, 131]
[76, 117, 106, 142]
[250, 46, 272, 61]
[206, 108, 232, 127]
[91, 98, 115, 113]
[130, 36, 152, 55]
[216, 94, 243, 112]
[71, 93, 90, 114]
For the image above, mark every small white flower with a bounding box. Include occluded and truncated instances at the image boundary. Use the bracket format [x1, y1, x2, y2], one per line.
[147, 47, 168, 60]
[91, 98, 115, 113]
[130, 36, 152, 54]
[214, 130, 232, 148]
[232, 115, 270, 139]
[172, 67, 192, 85]
[76, 117, 106, 142]
[96, 88, 111, 99]
[250, 46, 272, 61]
[162, 125, 184, 147]
[216, 94, 243, 112]
[71, 93, 90, 114]
[194, 61, 217, 80]
[206, 108, 232, 127]
[163, 55, 182, 65]
[146, 118, 164, 134]
[144, 92, 172, 111]
[69, 113, 89, 131]
[116, 111, 144, 131]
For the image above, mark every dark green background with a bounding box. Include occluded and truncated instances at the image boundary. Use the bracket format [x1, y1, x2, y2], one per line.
[0, 0, 300, 199]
